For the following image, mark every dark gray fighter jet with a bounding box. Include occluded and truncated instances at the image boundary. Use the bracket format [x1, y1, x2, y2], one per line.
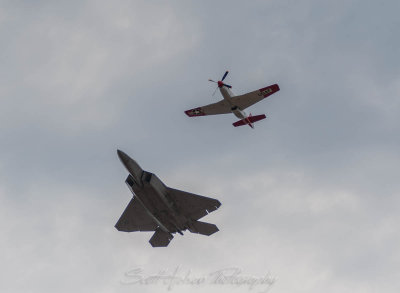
[115, 150, 221, 247]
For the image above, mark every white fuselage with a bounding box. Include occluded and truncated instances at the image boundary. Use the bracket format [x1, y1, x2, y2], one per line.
[219, 86, 252, 123]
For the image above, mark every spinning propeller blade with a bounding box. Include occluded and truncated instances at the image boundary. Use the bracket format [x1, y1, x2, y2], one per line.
[221, 71, 229, 81]
[212, 86, 218, 96]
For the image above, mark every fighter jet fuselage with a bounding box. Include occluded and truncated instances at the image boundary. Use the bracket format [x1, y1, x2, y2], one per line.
[126, 172, 187, 234]
[115, 150, 221, 247]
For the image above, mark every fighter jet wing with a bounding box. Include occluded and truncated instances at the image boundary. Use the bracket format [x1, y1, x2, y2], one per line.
[230, 84, 280, 110]
[185, 100, 231, 117]
[115, 197, 158, 232]
[167, 188, 221, 220]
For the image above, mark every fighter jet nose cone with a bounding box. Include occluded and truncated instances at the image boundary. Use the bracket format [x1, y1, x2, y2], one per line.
[117, 149, 129, 163]
[116, 150, 144, 182]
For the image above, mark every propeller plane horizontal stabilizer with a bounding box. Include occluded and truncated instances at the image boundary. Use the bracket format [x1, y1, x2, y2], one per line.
[233, 114, 266, 128]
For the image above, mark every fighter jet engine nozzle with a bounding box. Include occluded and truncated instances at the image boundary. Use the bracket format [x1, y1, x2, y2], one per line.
[117, 150, 144, 186]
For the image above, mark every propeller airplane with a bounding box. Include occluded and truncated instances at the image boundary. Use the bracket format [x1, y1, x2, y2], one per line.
[185, 71, 280, 128]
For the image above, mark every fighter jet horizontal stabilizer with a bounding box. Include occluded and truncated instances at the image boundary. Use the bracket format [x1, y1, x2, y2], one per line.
[149, 228, 174, 247]
[189, 220, 219, 236]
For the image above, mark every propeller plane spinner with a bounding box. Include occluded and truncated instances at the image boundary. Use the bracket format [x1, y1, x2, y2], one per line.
[185, 71, 280, 128]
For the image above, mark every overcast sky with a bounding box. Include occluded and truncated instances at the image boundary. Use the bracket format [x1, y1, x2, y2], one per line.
[1, 1, 400, 293]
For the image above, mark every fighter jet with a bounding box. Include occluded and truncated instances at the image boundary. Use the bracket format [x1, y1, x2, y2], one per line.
[115, 150, 221, 247]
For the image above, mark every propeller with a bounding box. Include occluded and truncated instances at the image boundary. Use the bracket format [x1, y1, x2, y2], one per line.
[208, 71, 232, 95]
[212, 86, 219, 96]
[221, 70, 229, 81]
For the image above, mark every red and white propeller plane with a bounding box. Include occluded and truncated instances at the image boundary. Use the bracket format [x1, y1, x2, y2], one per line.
[185, 71, 280, 128]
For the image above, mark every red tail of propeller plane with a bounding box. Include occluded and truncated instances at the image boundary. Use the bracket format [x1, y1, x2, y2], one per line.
[233, 114, 266, 128]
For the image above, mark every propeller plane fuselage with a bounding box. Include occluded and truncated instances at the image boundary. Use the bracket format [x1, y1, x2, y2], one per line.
[218, 85, 254, 127]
